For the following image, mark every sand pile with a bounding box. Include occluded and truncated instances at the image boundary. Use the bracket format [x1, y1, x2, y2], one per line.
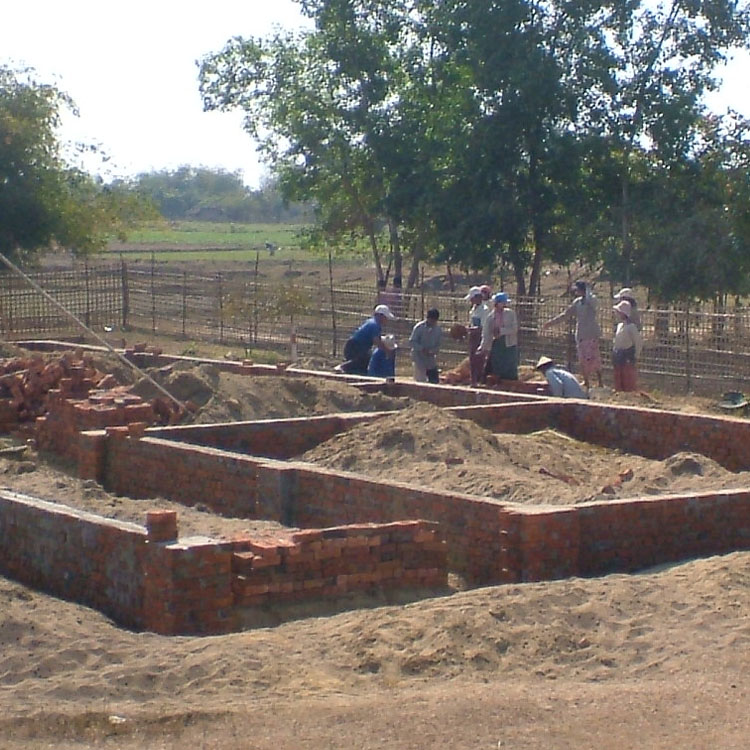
[301, 402, 750, 505]
[133, 366, 408, 424]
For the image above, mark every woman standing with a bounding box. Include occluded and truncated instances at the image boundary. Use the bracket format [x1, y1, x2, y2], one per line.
[612, 300, 643, 391]
[543, 280, 603, 389]
[479, 292, 519, 380]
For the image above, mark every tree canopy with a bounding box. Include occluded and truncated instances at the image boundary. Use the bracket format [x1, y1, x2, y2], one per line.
[199, 0, 750, 300]
[0, 66, 150, 265]
[127, 167, 311, 223]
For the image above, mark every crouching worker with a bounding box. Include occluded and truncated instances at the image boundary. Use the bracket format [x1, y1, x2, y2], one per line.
[367, 334, 398, 378]
[409, 308, 442, 383]
[336, 304, 396, 375]
[535, 356, 588, 398]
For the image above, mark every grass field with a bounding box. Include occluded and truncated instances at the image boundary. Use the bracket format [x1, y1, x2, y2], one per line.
[107, 221, 371, 264]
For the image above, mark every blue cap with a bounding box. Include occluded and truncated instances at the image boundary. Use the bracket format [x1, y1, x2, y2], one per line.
[493, 292, 510, 304]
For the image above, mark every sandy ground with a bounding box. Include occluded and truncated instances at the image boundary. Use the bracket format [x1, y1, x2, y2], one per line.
[1, 344, 749, 748]
[0, 552, 748, 749]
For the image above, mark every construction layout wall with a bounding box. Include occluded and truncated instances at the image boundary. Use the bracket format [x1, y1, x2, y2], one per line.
[75, 396, 750, 589]
[4, 347, 750, 635]
[0, 491, 447, 635]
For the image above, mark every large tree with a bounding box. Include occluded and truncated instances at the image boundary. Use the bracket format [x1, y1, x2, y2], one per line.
[0, 66, 148, 264]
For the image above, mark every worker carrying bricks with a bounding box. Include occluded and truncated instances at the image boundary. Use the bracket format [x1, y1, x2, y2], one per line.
[465, 286, 491, 386]
[336, 304, 396, 376]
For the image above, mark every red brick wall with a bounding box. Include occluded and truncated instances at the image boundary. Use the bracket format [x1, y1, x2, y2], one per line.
[150, 412, 389, 459]
[0, 489, 147, 628]
[555, 402, 750, 471]
[231, 521, 447, 607]
[0, 490, 448, 635]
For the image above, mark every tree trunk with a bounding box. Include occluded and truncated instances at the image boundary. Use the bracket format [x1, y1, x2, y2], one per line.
[508, 242, 527, 297]
[388, 218, 403, 285]
[621, 169, 632, 285]
[367, 221, 385, 284]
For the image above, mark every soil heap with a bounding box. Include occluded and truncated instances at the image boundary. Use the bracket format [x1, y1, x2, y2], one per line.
[301, 401, 750, 505]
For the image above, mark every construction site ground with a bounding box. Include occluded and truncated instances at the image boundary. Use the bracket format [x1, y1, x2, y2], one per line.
[0, 336, 748, 749]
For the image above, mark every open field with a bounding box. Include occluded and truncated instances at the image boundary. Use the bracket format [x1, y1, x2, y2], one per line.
[106, 221, 371, 264]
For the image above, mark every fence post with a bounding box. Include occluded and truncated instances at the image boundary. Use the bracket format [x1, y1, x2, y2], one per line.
[120, 257, 129, 330]
[685, 306, 692, 393]
[253, 251, 259, 344]
[84, 259, 91, 328]
[217, 273, 224, 344]
[150, 252, 156, 333]
[182, 270, 187, 339]
[328, 248, 337, 356]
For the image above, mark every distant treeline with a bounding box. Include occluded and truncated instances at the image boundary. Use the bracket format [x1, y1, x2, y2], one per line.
[120, 167, 313, 223]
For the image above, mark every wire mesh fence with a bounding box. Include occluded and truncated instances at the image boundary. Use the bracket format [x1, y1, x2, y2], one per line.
[2, 258, 750, 396]
[0, 263, 124, 338]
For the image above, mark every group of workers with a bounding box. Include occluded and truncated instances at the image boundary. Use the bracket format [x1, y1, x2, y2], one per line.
[337, 280, 643, 395]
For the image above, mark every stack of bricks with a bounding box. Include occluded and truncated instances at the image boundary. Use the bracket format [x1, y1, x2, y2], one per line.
[231, 520, 447, 607]
[36, 388, 154, 462]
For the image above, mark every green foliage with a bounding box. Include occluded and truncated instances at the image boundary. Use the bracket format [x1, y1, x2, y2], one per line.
[0, 66, 154, 264]
[198, 0, 750, 299]
[127, 167, 312, 223]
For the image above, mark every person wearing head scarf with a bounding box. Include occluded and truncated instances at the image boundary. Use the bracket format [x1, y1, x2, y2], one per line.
[479, 292, 519, 380]
[613, 288, 642, 331]
[612, 300, 643, 391]
[542, 280, 603, 389]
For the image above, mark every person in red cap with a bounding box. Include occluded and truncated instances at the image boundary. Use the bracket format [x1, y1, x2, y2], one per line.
[465, 286, 490, 385]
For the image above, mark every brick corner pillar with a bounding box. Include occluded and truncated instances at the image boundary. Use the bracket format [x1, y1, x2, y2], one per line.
[76, 430, 107, 482]
[145, 510, 178, 543]
[256, 464, 298, 525]
[520, 507, 580, 582]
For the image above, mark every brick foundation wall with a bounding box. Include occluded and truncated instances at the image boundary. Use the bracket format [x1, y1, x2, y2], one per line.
[78, 397, 750, 587]
[231, 521, 446, 607]
[0, 491, 448, 635]
[149, 412, 390, 459]
[0, 490, 147, 628]
[555, 402, 750, 471]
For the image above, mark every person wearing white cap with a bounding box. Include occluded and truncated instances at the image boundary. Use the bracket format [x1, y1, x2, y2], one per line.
[613, 287, 641, 331]
[465, 286, 490, 386]
[367, 334, 398, 378]
[612, 300, 643, 391]
[336, 304, 396, 375]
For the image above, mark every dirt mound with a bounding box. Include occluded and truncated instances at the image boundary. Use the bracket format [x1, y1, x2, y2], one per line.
[133, 369, 409, 424]
[302, 403, 750, 505]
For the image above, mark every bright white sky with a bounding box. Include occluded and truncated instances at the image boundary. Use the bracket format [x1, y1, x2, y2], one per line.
[2, 0, 748, 189]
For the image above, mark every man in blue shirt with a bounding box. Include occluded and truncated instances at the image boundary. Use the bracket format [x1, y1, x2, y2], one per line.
[535, 356, 588, 398]
[367, 334, 397, 378]
[337, 304, 396, 375]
